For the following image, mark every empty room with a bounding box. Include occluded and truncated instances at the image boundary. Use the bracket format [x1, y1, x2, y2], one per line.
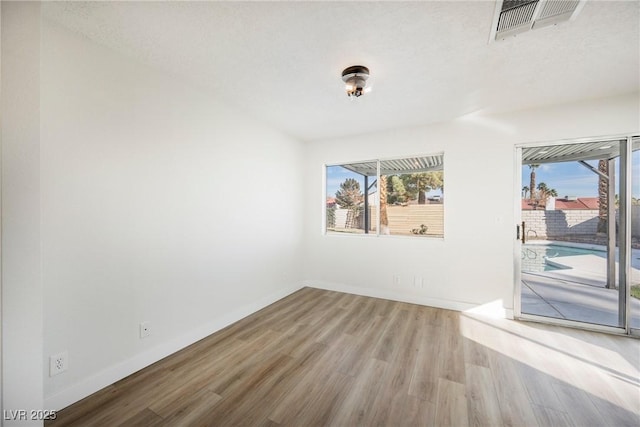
[2, 1, 639, 426]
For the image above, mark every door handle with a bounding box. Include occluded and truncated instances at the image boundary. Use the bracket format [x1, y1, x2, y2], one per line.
[516, 224, 520, 240]
[521, 221, 526, 244]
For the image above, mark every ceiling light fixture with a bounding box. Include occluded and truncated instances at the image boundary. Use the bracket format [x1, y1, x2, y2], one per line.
[342, 65, 371, 98]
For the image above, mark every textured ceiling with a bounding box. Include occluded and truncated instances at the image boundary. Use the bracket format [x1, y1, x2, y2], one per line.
[42, 1, 640, 141]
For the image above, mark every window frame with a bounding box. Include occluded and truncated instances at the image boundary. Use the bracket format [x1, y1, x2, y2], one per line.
[324, 152, 445, 239]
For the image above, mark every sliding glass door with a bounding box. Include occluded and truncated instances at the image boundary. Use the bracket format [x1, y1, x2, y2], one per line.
[516, 135, 639, 334]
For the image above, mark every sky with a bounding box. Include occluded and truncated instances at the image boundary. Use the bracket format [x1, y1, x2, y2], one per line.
[326, 166, 376, 200]
[522, 150, 640, 199]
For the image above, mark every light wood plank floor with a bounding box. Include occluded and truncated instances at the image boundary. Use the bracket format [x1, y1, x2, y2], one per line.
[48, 287, 640, 426]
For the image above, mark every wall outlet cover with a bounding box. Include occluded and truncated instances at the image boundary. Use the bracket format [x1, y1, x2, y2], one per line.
[140, 321, 151, 338]
[49, 351, 68, 376]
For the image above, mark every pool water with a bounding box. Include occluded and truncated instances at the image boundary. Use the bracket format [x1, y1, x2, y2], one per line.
[521, 244, 605, 272]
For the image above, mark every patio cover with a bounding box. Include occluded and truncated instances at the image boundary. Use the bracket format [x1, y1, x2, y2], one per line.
[522, 137, 639, 165]
[341, 155, 444, 177]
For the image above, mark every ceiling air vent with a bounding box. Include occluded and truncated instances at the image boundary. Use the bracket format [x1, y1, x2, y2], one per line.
[496, 1, 539, 37]
[491, 0, 585, 41]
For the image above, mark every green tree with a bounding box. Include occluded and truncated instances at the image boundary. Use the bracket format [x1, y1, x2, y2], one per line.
[387, 175, 409, 204]
[335, 178, 363, 209]
[326, 205, 336, 228]
[401, 172, 444, 204]
[522, 186, 530, 199]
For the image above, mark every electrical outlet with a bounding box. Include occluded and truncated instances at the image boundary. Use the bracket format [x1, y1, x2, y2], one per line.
[49, 351, 68, 376]
[140, 321, 151, 339]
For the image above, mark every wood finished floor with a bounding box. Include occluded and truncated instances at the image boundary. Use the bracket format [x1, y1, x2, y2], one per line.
[48, 287, 640, 427]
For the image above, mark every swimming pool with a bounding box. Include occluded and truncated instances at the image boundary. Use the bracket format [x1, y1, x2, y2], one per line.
[521, 243, 606, 272]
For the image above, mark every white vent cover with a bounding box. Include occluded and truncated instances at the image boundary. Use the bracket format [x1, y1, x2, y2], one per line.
[491, 0, 586, 41]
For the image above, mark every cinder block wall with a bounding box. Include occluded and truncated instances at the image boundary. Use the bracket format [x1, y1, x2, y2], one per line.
[522, 209, 599, 238]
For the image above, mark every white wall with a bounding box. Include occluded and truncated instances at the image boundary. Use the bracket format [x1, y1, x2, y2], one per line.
[38, 21, 303, 409]
[1, 2, 44, 425]
[303, 94, 640, 314]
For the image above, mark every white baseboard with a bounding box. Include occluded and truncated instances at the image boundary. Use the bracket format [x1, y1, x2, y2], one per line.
[304, 280, 479, 312]
[44, 283, 303, 411]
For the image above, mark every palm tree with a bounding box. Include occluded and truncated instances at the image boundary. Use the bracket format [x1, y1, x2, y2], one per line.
[537, 182, 557, 198]
[522, 186, 530, 199]
[597, 160, 608, 234]
[379, 175, 389, 234]
[529, 164, 539, 203]
[533, 182, 558, 209]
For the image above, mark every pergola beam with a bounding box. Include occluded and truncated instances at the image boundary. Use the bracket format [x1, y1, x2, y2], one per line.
[578, 160, 609, 180]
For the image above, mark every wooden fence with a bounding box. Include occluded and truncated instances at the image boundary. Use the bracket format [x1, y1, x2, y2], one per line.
[384, 204, 444, 236]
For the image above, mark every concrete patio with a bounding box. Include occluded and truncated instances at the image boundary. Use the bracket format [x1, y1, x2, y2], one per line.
[521, 249, 640, 329]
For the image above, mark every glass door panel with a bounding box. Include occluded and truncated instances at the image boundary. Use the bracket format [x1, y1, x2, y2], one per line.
[519, 140, 624, 328]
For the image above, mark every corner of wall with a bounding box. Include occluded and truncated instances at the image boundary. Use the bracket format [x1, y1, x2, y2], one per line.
[303, 280, 478, 313]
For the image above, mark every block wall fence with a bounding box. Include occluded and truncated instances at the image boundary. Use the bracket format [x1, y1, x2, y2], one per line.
[524, 205, 640, 238]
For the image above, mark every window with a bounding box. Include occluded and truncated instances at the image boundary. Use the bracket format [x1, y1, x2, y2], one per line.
[326, 162, 378, 235]
[325, 154, 444, 237]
